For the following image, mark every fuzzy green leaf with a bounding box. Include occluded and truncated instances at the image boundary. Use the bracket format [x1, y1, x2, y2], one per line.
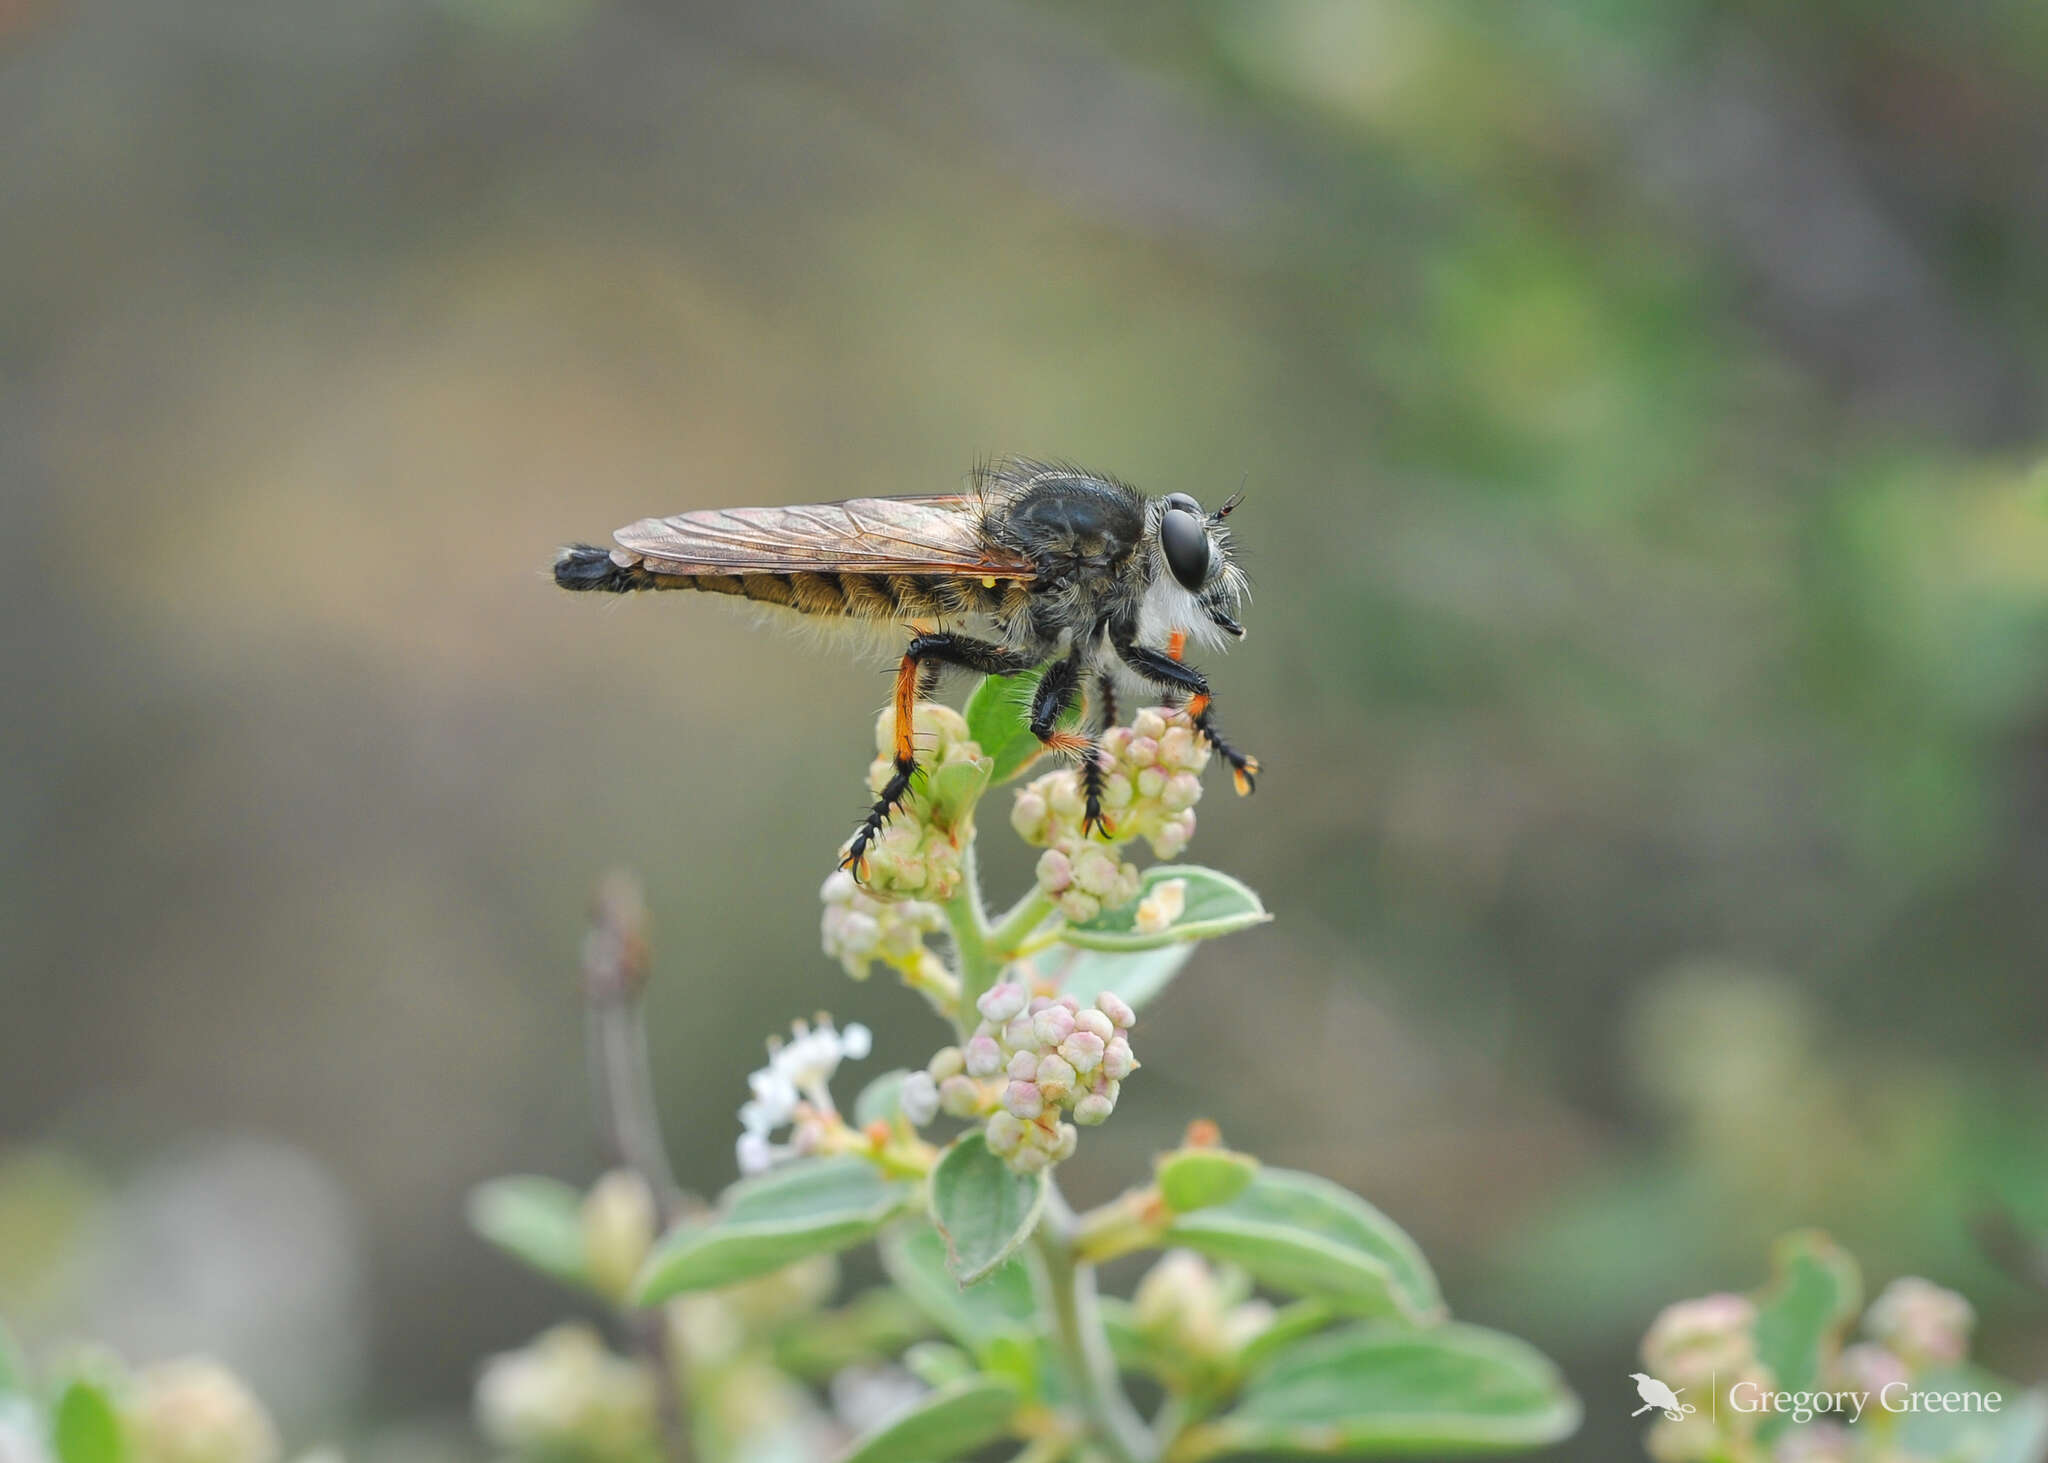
[1190, 1323, 1580, 1457]
[929, 1134, 1046, 1285]
[1749, 1230, 1861, 1444]
[1157, 1147, 1261, 1214]
[839, 1375, 1021, 1463]
[53, 1379, 126, 1463]
[1165, 1168, 1444, 1324]
[1054, 942, 1196, 1011]
[853, 1069, 912, 1128]
[634, 1158, 914, 1304]
[966, 670, 1079, 785]
[879, 1221, 1037, 1354]
[1062, 865, 1270, 952]
[467, 1175, 591, 1289]
[1896, 1370, 2048, 1463]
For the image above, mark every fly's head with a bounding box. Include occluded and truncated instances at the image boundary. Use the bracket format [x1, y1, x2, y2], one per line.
[1143, 490, 1248, 650]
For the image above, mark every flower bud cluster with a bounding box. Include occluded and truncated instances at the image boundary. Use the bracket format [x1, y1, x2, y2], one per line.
[850, 704, 987, 901]
[1862, 1276, 1973, 1370]
[1639, 1293, 1768, 1463]
[902, 982, 1138, 1173]
[128, 1360, 281, 1463]
[475, 1325, 656, 1463]
[1132, 1250, 1276, 1364]
[1010, 708, 1209, 923]
[819, 869, 946, 984]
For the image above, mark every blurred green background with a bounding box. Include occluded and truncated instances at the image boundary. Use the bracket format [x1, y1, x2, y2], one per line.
[5, 0, 2048, 1458]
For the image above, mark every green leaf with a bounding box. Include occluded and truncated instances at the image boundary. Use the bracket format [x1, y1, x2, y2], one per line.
[1062, 865, 1270, 952]
[1054, 943, 1195, 1011]
[467, 1176, 591, 1289]
[1895, 1369, 2048, 1463]
[929, 1134, 1046, 1285]
[853, 1069, 912, 1128]
[53, 1379, 126, 1463]
[966, 670, 1078, 785]
[633, 1157, 914, 1304]
[1194, 1323, 1579, 1457]
[840, 1375, 1021, 1463]
[1748, 1231, 1860, 1443]
[1165, 1169, 1443, 1324]
[1157, 1148, 1260, 1214]
[879, 1221, 1037, 1354]
[900, 1341, 977, 1389]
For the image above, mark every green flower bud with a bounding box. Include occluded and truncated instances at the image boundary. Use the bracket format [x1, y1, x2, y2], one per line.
[475, 1326, 656, 1463]
[581, 1169, 657, 1305]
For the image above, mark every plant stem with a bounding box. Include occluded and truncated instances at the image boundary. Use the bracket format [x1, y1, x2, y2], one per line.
[988, 886, 1058, 959]
[581, 872, 691, 1463]
[946, 842, 998, 1035]
[1033, 1181, 1155, 1463]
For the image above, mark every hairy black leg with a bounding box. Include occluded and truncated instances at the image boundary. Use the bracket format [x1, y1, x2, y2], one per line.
[1092, 669, 1120, 733]
[1031, 653, 1107, 836]
[1114, 641, 1260, 796]
[840, 632, 1043, 877]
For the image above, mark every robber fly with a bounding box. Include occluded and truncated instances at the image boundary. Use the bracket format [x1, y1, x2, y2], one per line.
[554, 458, 1257, 875]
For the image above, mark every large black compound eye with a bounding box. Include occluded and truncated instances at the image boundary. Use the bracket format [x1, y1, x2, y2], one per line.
[1160, 506, 1212, 591]
[1163, 492, 1202, 516]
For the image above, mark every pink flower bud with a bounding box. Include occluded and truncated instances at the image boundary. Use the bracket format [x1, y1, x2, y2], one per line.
[1076, 1008, 1115, 1042]
[1050, 1123, 1078, 1160]
[964, 1036, 1003, 1077]
[1060, 1031, 1105, 1073]
[1159, 726, 1197, 768]
[1162, 772, 1201, 811]
[928, 1046, 966, 1080]
[1101, 1037, 1137, 1080]
[1132, 709, 1168, 740]
[1033, 1005, 1077, 1046]
[1034, 848, 1073, 891]
[1058, 891, 1102, 923]
[1004, 1081, 1043, 1119]
[1011, 1145, 1052, 1173]
[1135, 767, 1167, 800]
[1035, 1053, 1077, 1095]
[1007, 1049, 1040, 1080]
[1096, 992, 1135, 1029]
[1073, 1092, 1113, 1126]
[978, 982, 1028, 1023]
[985, 1112, 1027, 1155]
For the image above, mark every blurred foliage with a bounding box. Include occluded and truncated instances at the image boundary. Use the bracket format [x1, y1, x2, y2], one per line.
[5, 1, 2048, 1460]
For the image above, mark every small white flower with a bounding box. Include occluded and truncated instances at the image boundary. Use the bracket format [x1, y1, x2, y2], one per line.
[733, 1015, 872, 1175]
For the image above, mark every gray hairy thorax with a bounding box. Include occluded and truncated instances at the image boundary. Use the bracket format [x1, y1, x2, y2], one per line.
[976, 462, 1153, 659]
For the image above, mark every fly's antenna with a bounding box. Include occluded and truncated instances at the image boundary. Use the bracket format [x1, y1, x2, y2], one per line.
[1211, 487, 1245, 522]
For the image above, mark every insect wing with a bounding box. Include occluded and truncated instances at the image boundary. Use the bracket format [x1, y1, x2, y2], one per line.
[612, 495, 1036, 579]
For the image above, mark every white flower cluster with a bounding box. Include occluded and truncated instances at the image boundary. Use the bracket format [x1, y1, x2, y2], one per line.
[849, 704, 987, 901]
[1010, 708, 1209, 923]
[736, 1016, 872, 1175]
[818, 869, 946, 983]
[901, 981, 1137, 1173]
